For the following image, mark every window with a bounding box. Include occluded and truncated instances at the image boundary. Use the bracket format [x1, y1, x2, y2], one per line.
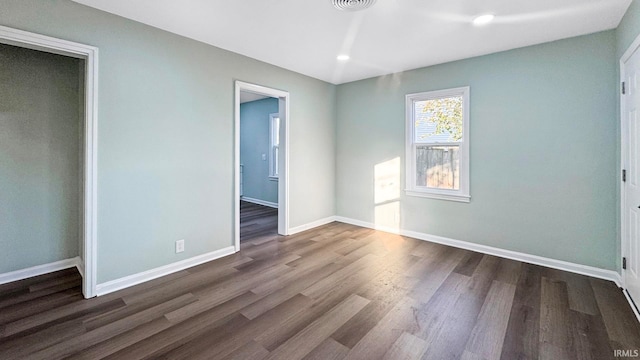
[269, 113, 280, 179]
[406, 87, 470, 202]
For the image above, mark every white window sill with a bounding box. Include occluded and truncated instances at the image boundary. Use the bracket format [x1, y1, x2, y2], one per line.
[405, 190, 470, 203]
[268, 176, 279, 181]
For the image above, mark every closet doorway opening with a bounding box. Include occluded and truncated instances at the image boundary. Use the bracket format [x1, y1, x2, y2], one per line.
[0, 26, 98, 298]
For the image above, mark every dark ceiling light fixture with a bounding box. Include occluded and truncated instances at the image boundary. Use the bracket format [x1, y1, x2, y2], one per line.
[332, 0, 377, 11]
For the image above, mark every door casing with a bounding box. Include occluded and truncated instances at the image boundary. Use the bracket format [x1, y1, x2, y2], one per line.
[234, 81, 290, 251]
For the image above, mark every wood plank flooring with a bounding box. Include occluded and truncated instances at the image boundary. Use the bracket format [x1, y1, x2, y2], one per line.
[240, 200, 278, 242]
[1, 221, 640, 359]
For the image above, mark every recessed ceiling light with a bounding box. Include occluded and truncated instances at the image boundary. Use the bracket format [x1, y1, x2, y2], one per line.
[337, 54, 350, 61]
[472, 14, 495, 26]
[332, 0, 377, 11]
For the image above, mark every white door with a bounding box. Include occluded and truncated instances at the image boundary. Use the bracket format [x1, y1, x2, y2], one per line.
[624, 44, 640, 302]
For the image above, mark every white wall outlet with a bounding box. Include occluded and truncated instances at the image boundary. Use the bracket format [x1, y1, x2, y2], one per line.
[262, 153, 267, 161]
[176, 239, 185, 253]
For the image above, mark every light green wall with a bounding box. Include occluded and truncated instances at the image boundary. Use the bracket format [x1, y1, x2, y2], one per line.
[0, 43, 81, 273]
[0, 0, 336, 283]
[336, 30, 618, 270]
[240, 98, 279, 204]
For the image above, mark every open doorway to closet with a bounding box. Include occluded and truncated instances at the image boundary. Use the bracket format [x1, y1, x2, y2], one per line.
[234, 81, 289, 250]
[0, 26, 98, 298]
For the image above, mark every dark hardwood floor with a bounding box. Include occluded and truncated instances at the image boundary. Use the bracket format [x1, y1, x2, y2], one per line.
[1, 221, 640, 359]
[240, 200, 278, 242]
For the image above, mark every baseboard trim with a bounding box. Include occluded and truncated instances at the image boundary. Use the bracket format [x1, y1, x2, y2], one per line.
[75, 258, 85, 278]
[334, 216, 621, 286]
[95, 246, 236, 296]
[241, 197, 278, 209]
[289, 216, 337, 235]
[0, 257, 82, 285]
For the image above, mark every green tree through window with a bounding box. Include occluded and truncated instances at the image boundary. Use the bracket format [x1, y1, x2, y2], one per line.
[418, 96, 463, 142]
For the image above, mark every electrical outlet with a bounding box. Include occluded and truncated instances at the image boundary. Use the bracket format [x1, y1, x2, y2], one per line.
[262, 153, 267, 161]
[176, 239, 185, 253]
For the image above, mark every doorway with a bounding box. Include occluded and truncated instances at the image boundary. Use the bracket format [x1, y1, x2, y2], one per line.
[239, 92, 279, 241]
[234, 81, 289, 250]
[0, 25, 98, 298]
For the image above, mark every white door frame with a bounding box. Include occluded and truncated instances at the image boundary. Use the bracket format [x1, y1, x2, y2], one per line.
[621, 32, 640, 289]
[0, 25, 99, 298]
[234, 81, 290, 251]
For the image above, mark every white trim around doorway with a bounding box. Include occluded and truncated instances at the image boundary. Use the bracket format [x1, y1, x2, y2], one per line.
[0, 25, 99, 298]
[234, 81, 290, 251]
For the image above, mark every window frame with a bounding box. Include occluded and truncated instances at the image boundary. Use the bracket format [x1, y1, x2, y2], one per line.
[269, 112, 280, 180]
[405, 86, 470, 203]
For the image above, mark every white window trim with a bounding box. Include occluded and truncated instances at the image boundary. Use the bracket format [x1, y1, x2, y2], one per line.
[405, 86, 470, 203]
[269, 112, 279, 180]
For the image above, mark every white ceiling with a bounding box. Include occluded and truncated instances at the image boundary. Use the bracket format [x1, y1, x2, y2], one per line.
[72, 0, 631, 84]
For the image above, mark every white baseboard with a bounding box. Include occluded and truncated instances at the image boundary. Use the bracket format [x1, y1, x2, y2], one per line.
[76, 258, 85, 278]
[0, 257, 82, 285]
[289, 216, 337, 235]
[95, 246, 236, 296]
[241, 196, 278, 209]
[334, 216, 622, 286]
[612, 272, 623, 288]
